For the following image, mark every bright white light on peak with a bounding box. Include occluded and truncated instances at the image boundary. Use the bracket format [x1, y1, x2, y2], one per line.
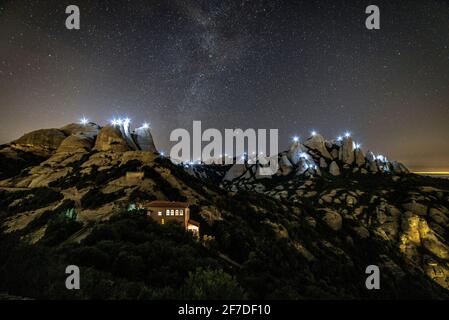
[355, 143, 361, 149]
[345, 131, 351, 138]
[311, 131, 317, 136]
[80, 117, 89, 125]
[111, 118, 123, 126]
[142, 122, 150, 129]
[337, 136, 343, 142]
[160, 151, 165, 156]
[292, 136, 299, 142]
[123, 117, 131, 125]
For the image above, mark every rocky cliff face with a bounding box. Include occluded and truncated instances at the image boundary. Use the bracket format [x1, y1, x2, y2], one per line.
[94, 125, 132, 152]
[133, 125, 157, 152]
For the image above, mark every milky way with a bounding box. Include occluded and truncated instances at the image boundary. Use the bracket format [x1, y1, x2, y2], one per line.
[1, 0, 449, 171]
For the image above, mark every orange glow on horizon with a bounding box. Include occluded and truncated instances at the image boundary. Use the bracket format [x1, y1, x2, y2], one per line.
[414, 172, 449, 175]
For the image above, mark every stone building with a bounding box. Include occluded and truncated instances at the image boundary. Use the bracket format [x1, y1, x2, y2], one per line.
[145, 200, 199, 237]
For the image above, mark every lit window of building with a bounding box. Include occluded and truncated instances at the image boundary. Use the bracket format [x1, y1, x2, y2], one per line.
[180, 209, 184, 216]
[175, 210, 179, 215]
[171, 209, 174, 215]
[158, 211, 162, 216]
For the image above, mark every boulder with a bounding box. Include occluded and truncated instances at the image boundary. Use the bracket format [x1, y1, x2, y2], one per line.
[353, 226, 370, 239]
[329, 161, 340, 176]
[429, 208, 449, 227]
[295, 158, 312, 175]
[279, 154, 293, 175]
[94, 125, 131, 152]
[321, 210, 342, 231]
[366, 151, 376, 162]
[303, 134, 332, 159]
[56, 134, 94, 153]
[287, 141, 308, 165]
[402, 202, 428, 216]
[346, 195, 357, 207]
[338, 136, 354, 165]
[368, 161, 378, 173]
[13, 128, 67, 150]
[319, 157, 328, 168]
[354, 148, 365, 167]
[321, 194, 333, 203]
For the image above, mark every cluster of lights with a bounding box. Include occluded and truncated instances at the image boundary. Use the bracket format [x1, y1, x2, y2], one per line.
[109, 117, 150, 129]
[336, 131, 351, 142]
[110, 118, 123, 126]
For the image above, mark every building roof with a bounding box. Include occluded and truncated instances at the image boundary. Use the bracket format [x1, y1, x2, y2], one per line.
[187, 219, 200, 227]
[146, 200, 189, 208]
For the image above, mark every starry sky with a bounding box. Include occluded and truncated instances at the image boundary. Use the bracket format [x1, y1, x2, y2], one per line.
[1, 0, 449, 171]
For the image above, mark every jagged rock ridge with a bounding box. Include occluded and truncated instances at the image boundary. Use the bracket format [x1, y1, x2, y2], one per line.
[222, 133, 409, 187]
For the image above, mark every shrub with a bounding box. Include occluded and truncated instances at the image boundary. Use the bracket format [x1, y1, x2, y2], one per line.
[181, 268, 247, 299]
[40, 216, 83, 246]
[81, 188, 125, 209]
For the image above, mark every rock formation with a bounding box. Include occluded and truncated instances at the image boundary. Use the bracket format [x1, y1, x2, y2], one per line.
[94, 125, 132, 152]
[13, 128, 67, 150]
[287, 141, 308, 165]
[60, 122, 100, 138]
[134, 125, 158, 152]
[56, 134, 95, 153]
[303, 134, 332, 159]
[339, 136, 354, 165]
[329, 161, 341, 176]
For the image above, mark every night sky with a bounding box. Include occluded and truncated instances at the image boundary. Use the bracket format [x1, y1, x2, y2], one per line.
[1, 0, 449, 171]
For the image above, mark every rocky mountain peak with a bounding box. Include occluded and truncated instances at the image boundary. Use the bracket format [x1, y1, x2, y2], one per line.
[222, 132, 410, 190]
